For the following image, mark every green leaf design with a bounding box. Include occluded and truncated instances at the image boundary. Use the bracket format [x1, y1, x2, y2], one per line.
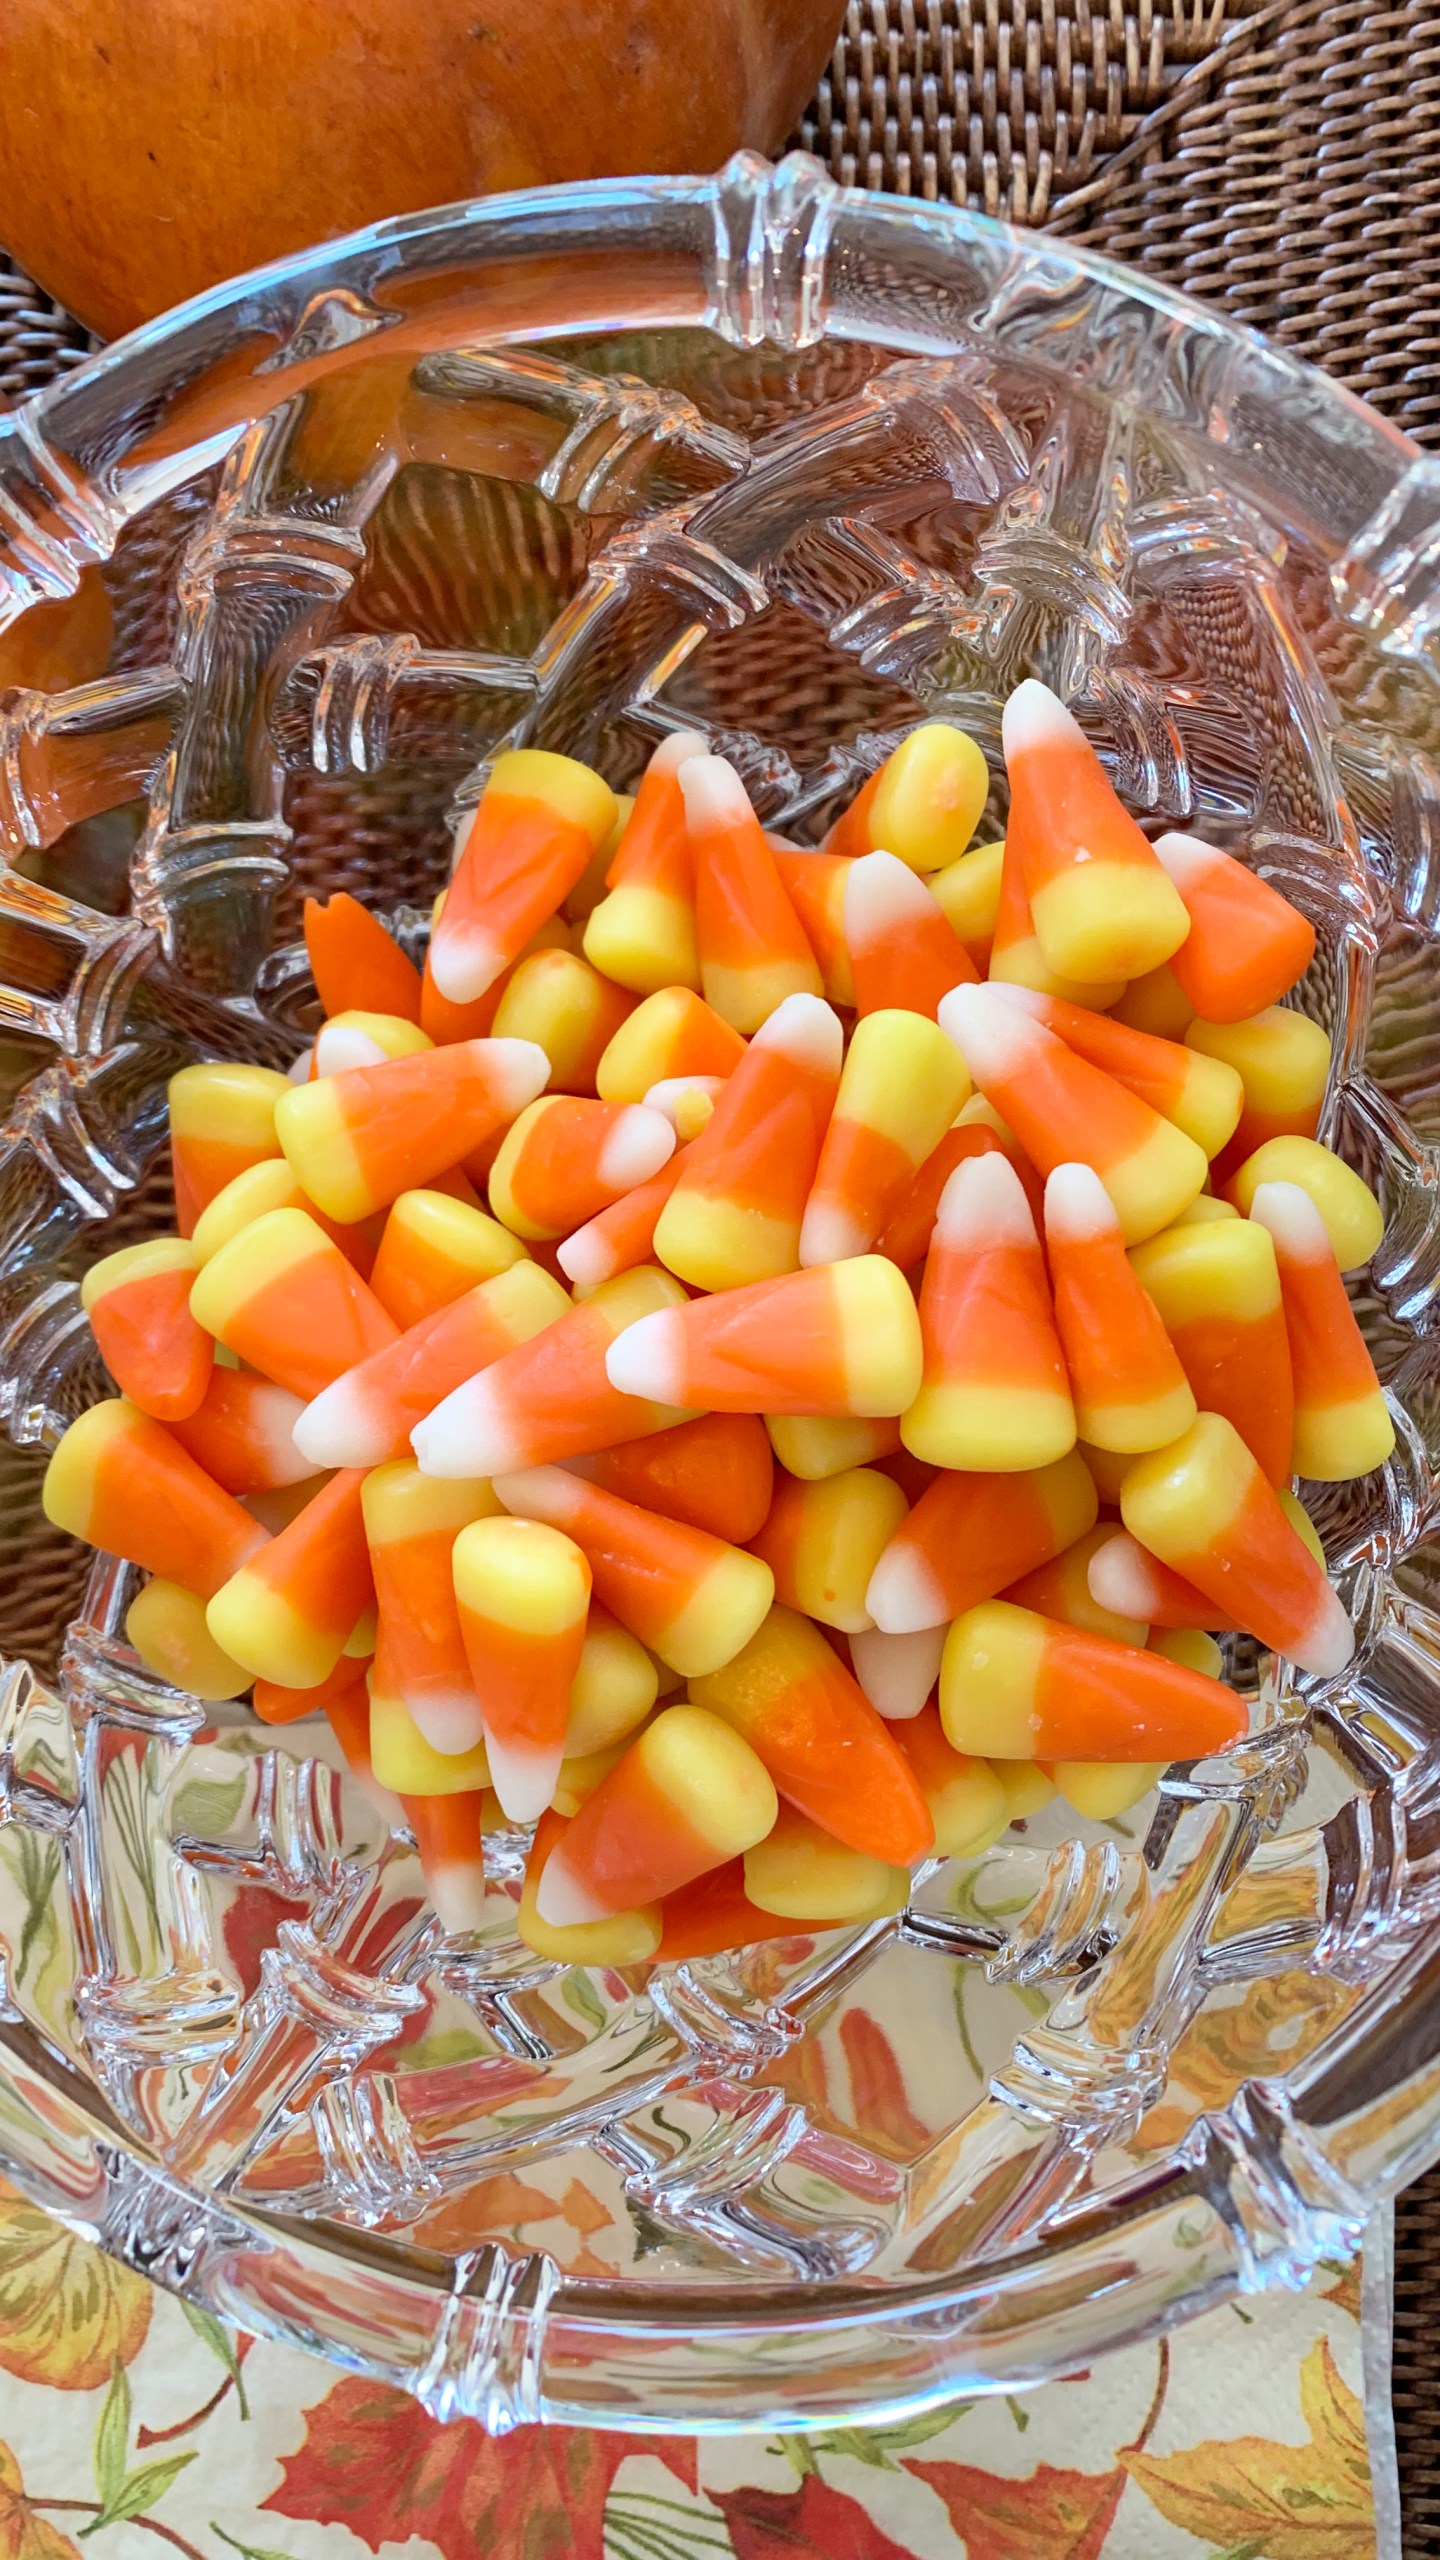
[81, 2449, 197, 2534]
[170, 1770, 249, 1840]
[774, 2433, 821, 2478]
[212, 2524, 297, 2560]
[181, 2297, 250, 2421]
[561, 1969, 609, 2034]
[14, 1832, 60, 1986]
[93, 2358, 130, 2509]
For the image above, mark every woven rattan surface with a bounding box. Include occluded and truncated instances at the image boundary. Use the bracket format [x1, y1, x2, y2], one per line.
[0, 0, 1437, 2530]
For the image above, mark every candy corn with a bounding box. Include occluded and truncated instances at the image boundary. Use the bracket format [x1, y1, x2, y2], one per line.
[535, 1703, 778, 1926]
[451, 1513, 591, 1821]
[207, 1468, 373, 1690]
[654, 1858, 799, 1960]
[169, 1367, 314, 1495]
[404, 1792, 490, 1936]
[940, 1599, 1244, 1760]
[1044, 1164, 1195, 1452]
[1043, 1761, 1164, 1820]
[998, 988, 1243, 1160]
[1112, 962, 1194, 1041]
[126, 1577, 252, 1701]
[1151, 1628, 1223, 1679]
[744, 1806, 911, 1922]
[690, 1605, 933, 1864]
[653, 992, 841, 1291]
[486, 946, 633, 1095]
[682, 755, 822, 1032]
[312, 1010, 432, 1078]
[987, 830, 1126, 1007]
[1153, 834, 1316, 1021]
[1249, 1180, 1394, 1480]
[1224, 1135, 1383, 1272]
[488, 1095, 674, 1242]
[1003, 681, 1189, 982]
[606, 1256, 924, 1420]
[799, 1009, 969, 1267]
[582, 733, 704, 994]
[493, 1465, 772, 1678]
[169, 1063, 290, 1237]
[414, 1265, 691, 1479]
[1002, 1521, 1149, 1648]
[1187, 1007, 1331, 1169]
[430, 749, 617, 1005]
[876, 1124, 1001, 1271]
[295, 1258, 568, 1470]
[643, 1077, 724, 1140]
[866, 1449, 1097, 1633]
[276, 1036, 548, 1224]
[574, 1410, 774, 1545]
[595, 984, 744, 1103]
[1128, 1216, 1294, 1484]
[930, 838, 1004, 972]
[564, 1604, 659, 1759]
[190, 1208, 398, 1401]
[367, 1188, 527, 1328]
[304, 893, 423, 1024]
[770, 846, 856, 1005]
[843, 850, 978, 1018]
[1120, 1412, 1355, 1675]
[519, 1809, 663, 1964]
[361, 1464, 499, 1754]
[940, 983, 1206, 1243]
[81, 1238, 213, 1422]
[251, 1653, 371, 1727]
[750, 1465, 908, 1633]
[765, 1413, 901, 1481]
[555, 1142, 695, 1289]
[1086, 1530, 1239, 1633]
[893, 1706, 1009, 1856]
[371, 1663, 491, 1796]
[825, 723, 989, 872]
[189, 1155, 377, 1275]
[44, 1398, 267, 1596]
[848, 1624, 946, 1721]
[902, 1153, 1074, 1470]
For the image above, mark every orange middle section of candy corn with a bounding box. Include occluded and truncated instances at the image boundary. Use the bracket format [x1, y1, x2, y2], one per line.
[902, 1151, 1074, 1470]
[362, 1463, 499, 1755]
[189, 1207, 399, 1401]
[596, 983, 744, 1102]
[168, 1062, 290, 1237]
[207, 1467, 374, 1689]
[1154, 833, 1316, 1023]
[573, 1410, 774, 1545]
[488, 1095, 674, 1242]
[1120, 1411, 1355, 1675]
[1043, 1163, 1196, 1452]
[276, 1036, 548, 1224]
[842, 850, 977, 1018]
[82, 1238, 213, 1422]
[169, 1366, 314, 1494]
[654, 991, 842, 1291]
[414, 1265, 693, 1479]
[367, 1188, 527, 1329]
[452, 1512, 592, 1823]
[535, 1703, 778, 1928]
[1128, 1216, 1294, 1485]
[304, 892, 423, 1024]
[1249, 1180, 1394, 1481]
[865, 1448, 1097, 1632]
[493, 1464, 774, 1677]
[295, 1258, 568, 1470]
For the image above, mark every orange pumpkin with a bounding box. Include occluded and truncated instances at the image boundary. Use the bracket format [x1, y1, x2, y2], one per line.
[0, 0, 844, 339]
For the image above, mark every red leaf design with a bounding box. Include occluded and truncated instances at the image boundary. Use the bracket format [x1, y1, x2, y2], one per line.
[265, 2375, 695, 2560]
[838, 2011, 932, 2154]
[905, 2458, 1127, 2560]
[711, 2478, 917, 2560]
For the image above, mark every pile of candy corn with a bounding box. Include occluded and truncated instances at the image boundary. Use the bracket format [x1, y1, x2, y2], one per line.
[43, 682, 1392, 1966]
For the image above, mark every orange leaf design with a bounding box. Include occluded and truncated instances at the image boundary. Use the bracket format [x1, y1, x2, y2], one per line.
[839, 2011, 933, 2156]
[265, 2373, 696, 2560]
[1122, 2337, 1373, 2560]
[0, 2181, 151, 2391]
[711, 2478, 916, 2560]
[906, 2457, 1126, 2559]
[0, 2439, 83, 2560]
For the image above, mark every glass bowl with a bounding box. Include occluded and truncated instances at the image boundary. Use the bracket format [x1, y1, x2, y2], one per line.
[2, 151, 1440, 2436]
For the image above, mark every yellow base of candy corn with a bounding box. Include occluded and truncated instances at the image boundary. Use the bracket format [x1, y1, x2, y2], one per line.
[1151, 1629, 1223, 1678]
[550, 1736, 632, 1817]
[565, 1617, 659, 1758]
[988, 1760, 1058, 1819]
[940, 1603, 1046, 1757]
[583, 884, 699, 995]
[778, 1467, 909, 1634]
[1102, 1116, 1208, 1246]
[702, 956, 821, 1038]
[764, 1414, 899, 1481]
[649, 1549, 776, 1679]
[743, 1815, 910, 1921]
[930, 840, 1003, 953]
[126, 1578, 252, 1701]
[1075, 1378, 1197, 1455]
[873, 724, 990, 872]
[988, 931, 1125, 1011]
[1112, 963, 1193, 1041]
[1078, 1440, 1133, 1504]
[1292, 1391, 1395, 1483]
[1030, 858, 1189, 986]
[923, 1757, 1009, 1859]
[901, 1380, 1076, 1473]
[371, 1688, 491, 1795]
[517, 1866, 661, 1966]
[654, 1189, 800, 1292]
[1277, 1486, 1326, 1569]
[1044, 1760, 1164, 1820]
[1225, 1136, 1383, 1271]
[206, 1574, 341, 1689]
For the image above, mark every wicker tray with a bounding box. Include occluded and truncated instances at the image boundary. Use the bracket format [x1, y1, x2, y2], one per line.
[0, 0, 1436, 2525]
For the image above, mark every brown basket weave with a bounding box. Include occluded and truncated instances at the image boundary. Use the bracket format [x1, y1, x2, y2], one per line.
[0, 0, 1436, 2527]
